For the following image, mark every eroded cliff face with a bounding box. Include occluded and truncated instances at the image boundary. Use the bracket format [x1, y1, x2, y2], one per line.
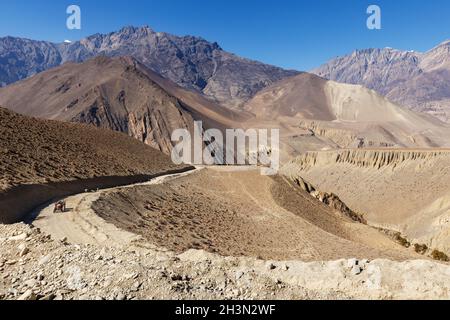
[70, 88, 194, 155]
[286, 149, 450, 171]
[282, 149, 450, 255]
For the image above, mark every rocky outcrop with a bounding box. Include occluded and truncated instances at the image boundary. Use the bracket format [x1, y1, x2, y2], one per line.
[290, 176, 366, 224]
[0, 26, 298, 109]
[312, 41, 450, 122]
[376, 227, 449, 262]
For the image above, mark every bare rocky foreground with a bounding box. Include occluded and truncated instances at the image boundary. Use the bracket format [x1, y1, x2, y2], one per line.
[1, 167, 449, 300]
[1, 223, 450, 300]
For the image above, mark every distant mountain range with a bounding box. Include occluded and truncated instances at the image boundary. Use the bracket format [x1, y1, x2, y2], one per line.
[312, 41, 450, 122]
[2, 26, 449, 121]
[0, 26, 298, 109]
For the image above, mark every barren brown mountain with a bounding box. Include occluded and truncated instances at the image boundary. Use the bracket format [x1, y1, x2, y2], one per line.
[242, 73, 450, 161]
[0, 56, 246, 154]
[0, 26, 300, 109]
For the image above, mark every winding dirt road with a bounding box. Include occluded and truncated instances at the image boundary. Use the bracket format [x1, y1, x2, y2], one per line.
[31, 169, 201, 249]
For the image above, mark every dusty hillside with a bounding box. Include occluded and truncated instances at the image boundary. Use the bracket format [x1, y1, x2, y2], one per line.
[0, 107, 185, 191]
[0, 56, 245, 154]
[283, 149, 450, 255]
[244, 73, 450, 150]
[245, 73, 440, 124]
[241, 72, 450, 162]
[0, 107, 189, 222]
[90, 167, 419, 262]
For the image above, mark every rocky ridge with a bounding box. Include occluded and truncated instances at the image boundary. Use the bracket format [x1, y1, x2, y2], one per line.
[290, 176, 366, 224]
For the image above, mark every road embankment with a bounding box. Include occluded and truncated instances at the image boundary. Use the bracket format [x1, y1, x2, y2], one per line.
[0, 167, 195, 224]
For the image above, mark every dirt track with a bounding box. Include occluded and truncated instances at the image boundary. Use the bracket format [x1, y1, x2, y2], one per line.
[31, 169, 200, 249]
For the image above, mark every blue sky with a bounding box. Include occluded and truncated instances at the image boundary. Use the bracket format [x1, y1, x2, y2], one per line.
[0, 0, 448, 71]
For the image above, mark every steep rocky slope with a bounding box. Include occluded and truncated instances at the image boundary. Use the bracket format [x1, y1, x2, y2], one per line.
[283, 149, 450, 254]
[0, 56, 245, 154]
[0, 26, 298, 109]
[0, 107, 189, 223]
[312, 41, 450, 122]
